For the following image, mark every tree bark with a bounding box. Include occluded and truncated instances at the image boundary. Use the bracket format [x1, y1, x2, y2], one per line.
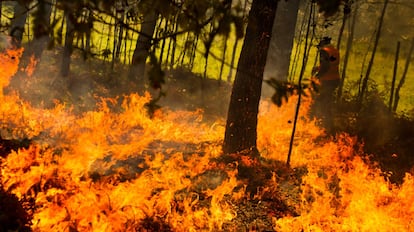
[358, 0, 389, 108]
[9, 1, 29, 46]
[61, 10, 75, 77]
[393, 38, 414, 112]
[389, 41, 400, 111]
[31, 0, 52, 60]
[337, 2, 357, 101]
[128, 11, 157, 83]
[0, 2, 2, 28]
[223, 0, 278, 156]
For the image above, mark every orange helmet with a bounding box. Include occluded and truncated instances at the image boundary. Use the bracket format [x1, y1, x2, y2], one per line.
[321, 45, 340, 66]
[318, 45, 340, 81]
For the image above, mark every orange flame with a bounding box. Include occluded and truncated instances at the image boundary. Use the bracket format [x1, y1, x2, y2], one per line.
[0, 48, 23, 95]
[0, 50, 413, 231]
[25, 55, 38, 77]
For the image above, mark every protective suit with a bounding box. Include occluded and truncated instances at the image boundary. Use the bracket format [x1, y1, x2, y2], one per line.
[312, 38, 340, 134]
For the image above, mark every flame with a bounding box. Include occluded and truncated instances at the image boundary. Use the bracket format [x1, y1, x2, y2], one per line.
[0, 48, 23, 95]
[25, 55, 38, 77]
[0, 50, 413, 231]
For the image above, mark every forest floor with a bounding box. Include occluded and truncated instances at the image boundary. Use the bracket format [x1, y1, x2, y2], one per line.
[1, 48, 414, 231]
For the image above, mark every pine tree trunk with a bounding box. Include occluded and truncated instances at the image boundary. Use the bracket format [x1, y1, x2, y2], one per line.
[223, 0, 278, 156]
[393, 38, 414, 112]
[31, 0, 52, 60]
[358, 0, 389, 108]
[219, 35, 228, 82]
[61, 11, 75, 77]
[9, 1, 28, 46]
[128, 11, 157, 82]
[0, 2, 2, 28]
[337, 3, 357, 101]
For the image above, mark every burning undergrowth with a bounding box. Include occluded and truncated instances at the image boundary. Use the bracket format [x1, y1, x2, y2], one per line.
[0, 50, 414, 231]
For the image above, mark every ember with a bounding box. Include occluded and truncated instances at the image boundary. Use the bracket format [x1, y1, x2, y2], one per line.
[1, 50, 413, 231]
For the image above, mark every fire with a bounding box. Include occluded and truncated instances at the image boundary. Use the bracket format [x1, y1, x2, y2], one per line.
[25, 55, 38, 77]
[0, 48, 23, 95]
[1, 50, 413, 231]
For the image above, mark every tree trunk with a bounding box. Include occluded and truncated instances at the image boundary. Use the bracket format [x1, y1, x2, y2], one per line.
[0, 2, 2, 28]
[168, 14, 179, 69]
[128, 11, 157, 83]
[31, 0, 52, 60]
[82, 10, 93, 60]
[227, 38, 239, 83]
[358, 0, 389, 108]
[61, 10, 75, 77]
[389, 41, 400, 111]
[223, 0, 278, 156]
[393, 38, 414, 112]
[336, 0, 351, 50]
[337, 3, 357, 101]
[264, 0, 300, 82]
[219, 35, 228, 82]
[9, 1, 29, 46]
[114, 11, 125, 61]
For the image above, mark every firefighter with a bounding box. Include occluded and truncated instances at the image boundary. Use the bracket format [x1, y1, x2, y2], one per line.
[311, 37, 340, 133]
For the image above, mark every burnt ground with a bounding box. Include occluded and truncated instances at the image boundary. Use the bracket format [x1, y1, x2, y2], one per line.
[1, 48, 414, 231]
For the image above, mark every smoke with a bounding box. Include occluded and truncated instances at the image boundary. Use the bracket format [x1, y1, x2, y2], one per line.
[158, 68, 232, 120]
[0, 34, 13, 52]
[3, 47, 233, 122]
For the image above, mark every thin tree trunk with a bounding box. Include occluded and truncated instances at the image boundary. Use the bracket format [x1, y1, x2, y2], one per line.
[9, 1, 29, 46]
[389, 41, 400, 111]
[223, 0, 278, 156]
[336, 0, 351, 50]
[169, 15, 178, 69]
[219, 35, 228, 82]
[128, 11, 157, 82]
[84, 11, 92, 60]
[123, 29, 128, 64]
[155, 18, 164, 64]
[189, 34, 199, 71]
[358, 0, 389, 108]
[165, 19, 173, 68]
[111, 13, 117, 69]
[227, 38, 239, 82]
[128, 30, 134, 64]
[179, 32, 189, 66]
[337, 3, 357, 101]
[287, 0, 315, 166]
[61, 10, 75, 77]
[393, 38, 414, 112]
[115, 11, 125, 61]
[289, 1, 312, 82]
[31, 0, 52, 60]
[57, 6, 65, 45]
[103, 20, 112, 65]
